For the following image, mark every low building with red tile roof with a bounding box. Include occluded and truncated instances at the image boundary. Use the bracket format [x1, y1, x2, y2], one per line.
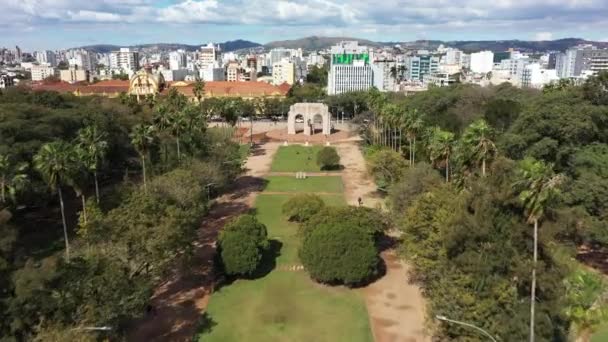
[165, 81, 290, 100]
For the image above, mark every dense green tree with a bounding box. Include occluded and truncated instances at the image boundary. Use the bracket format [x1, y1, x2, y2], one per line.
[388, 162, 442, 213]
[583, 71, 608, 106]
[218, 215, 269, 276]
[316, 146, 340, 170]
[300, 220, 378, 285]
[366, 148, 408, 189]
[0, 154, 28, 205]
[282, 193, 325, 223]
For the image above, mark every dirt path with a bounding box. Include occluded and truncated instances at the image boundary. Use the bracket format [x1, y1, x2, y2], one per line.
[335, 140, 430, 342]
[128, 142, 280, 342]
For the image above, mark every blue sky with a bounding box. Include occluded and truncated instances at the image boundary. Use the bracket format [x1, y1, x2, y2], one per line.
[2, 0, 607, 50]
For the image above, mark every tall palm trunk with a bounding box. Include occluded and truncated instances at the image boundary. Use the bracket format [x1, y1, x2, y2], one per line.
[81, 194, 87, 225]
[58, 187, 70, 261]
[530, 218, 538, 342]
[409, 139, 413, 166]
[413, 137, 417, 166]
[94, 171, 100, 204]
[445, 157, 450, 183]
[1, 176, 5, 204]
[141, 154, 147, 192]
[176, 136, 181, 162]
[482, 158, 487, 176]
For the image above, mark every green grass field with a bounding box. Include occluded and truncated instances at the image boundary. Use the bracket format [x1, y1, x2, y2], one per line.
[270, 145, 324, 172]
[264, 176, 344, 194]
[592, 325, 608, 342]
[198, 167, 371, 342]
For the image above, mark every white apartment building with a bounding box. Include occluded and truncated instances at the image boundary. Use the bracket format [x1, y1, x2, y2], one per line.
[67, 50, 96, 71]
[169, 50, 187, 70]
[160, 67, 190, 82]
[327, 41, 374, 95]
[521, 63, 559, 89]
[31, 64, 56, 81]
[226, 61, 241, 82]
[59, 67, 88, 83]
[328, 62, 373, 94]
[444, 49, 463, 66]
[199, 63, 225, 81]
[470, 51, 494, 73]
[198, 43, 220, 69]
[372, 60, 396, 91]
[272, 59, 295, 85]
[35, 50, 57, 67]
[110, 48, 139, 73]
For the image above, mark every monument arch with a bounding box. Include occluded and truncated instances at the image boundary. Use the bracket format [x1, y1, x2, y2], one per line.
[287, 103, 331, 136]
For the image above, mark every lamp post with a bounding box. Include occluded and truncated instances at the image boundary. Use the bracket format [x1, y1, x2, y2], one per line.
[435, 315, 498, 342]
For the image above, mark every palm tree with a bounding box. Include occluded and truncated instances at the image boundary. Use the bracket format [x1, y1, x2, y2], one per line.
[404, 109, 425, 166]
[390, 66, 398, 82]
[428, 127, 455, 182]
[76, 126, 108, 204]
[514, 158, 564, 342]
[170, 110, 187, 161]
[398, 65, 407, 80]
[0, 154, 28, 205]
[130, 124, 156, 192]
[462, 119, 497, 176]
[193, 79, 205, 103]
[34, 141, 77, 260]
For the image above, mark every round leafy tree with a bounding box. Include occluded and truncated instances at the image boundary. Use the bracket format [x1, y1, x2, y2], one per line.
[302, 206, 389, 239]
[316, 147, 340, 170]
[219, 214, 269, 276]
[282, 193, 325, 222]
[299, 222, 378, 285]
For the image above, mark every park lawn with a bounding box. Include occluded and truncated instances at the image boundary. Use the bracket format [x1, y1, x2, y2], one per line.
[592, 325, 608, 342]
[200, 271, 372, 342]
[264, 176, 344, 194]
[198, 171, 371, 342]
[270, 145, 324, 172]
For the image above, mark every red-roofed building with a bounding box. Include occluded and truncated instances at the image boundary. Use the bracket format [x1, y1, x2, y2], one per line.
[165, 81, 290, 100]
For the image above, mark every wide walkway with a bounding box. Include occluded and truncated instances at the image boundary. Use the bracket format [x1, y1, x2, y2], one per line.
[334, 141, 430, 342]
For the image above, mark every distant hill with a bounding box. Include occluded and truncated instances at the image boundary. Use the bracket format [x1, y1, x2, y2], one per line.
[264, 36, 379, 50]
[77, 40, 260, 53]
[390, 38, 608, 53]
[76, 37, 607, 54]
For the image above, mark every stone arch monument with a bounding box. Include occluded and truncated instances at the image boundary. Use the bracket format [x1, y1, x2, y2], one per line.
[287, 103, 331, 136]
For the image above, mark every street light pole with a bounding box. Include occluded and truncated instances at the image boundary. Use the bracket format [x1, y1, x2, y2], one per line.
[436, 315, 498, 342]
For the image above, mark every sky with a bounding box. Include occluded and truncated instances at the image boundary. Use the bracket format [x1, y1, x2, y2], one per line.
[1, 0, 608, 51]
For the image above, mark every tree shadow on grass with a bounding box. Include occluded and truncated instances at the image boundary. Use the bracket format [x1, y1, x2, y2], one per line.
[214, 239, 283, 292]
[192, 312, 217, 340]
[320, 164, 345, 171]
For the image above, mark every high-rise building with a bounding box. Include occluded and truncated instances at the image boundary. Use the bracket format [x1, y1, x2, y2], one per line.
[406, 55, 440, 81]
[555, 45, 608, 78]
[372, 60, 396, 91]
[469, 51, 494, 73]
[327, 41, 374, 95]
[35, 50, 57, 67]
[226, 61, 241, 82]
[110, 48, 139, 73]
[272, 59, 296, 85]
[269, 48, 295, 66]
[521, 63, 559, 89]
[15, 46, 22, 62]
[198, 43, 220, 69]
[31, 64, 57, 81]
[169, 50, 187, 70]
[68, 50, 96, 71]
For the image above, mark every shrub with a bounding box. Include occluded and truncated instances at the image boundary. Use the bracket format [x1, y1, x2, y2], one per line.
[302, 206, 389, 239]
[316, 147, 340, 170]
[299, 222, 378, 285]
[219, 214, 269, 276]
[282, 194, 325, 222]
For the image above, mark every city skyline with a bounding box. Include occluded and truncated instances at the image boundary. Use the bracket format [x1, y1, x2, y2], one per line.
[2, 0, 608, 50]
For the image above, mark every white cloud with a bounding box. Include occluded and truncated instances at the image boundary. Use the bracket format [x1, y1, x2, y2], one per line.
[2, 0, 608, 40]
[534, 32, 553, 41]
